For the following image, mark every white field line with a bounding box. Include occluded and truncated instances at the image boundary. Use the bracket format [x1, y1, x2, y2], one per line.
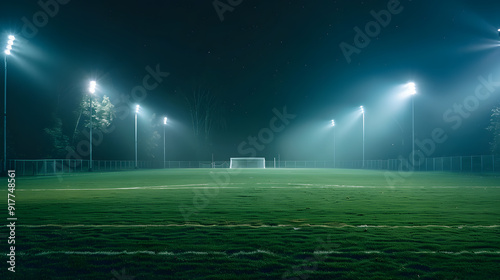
[14, 250, 500, 257]
[18, 224, 500, 229]
[12, 183, 500, 191]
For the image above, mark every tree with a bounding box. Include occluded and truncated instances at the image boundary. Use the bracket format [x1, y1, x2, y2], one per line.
[182, 86, 226, 159]
[72, 95, 115, 145]
[487, 105, 500, 155]
[43, 115, 71, 158]
[140, 113, 162, 160]
[184, 87, 226, 141]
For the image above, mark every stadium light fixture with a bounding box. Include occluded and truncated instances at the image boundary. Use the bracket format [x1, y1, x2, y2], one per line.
[3, 35, 16, 173]
[360, 106, 365, 167]
[331, 119, 336, 168]
[134, 105, 141, 168]
[163, 117, 167, 168]
[88, 81, 97, 171]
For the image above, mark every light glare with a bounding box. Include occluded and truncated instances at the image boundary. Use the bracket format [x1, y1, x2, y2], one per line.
[164, 117, 168, 125]
[89, 81, 96, 94]
[407, 82, 417, 95]
[331, 119, 335, 126]
[135, 104, 140, 113]
[4, 49, 10, 55]
[8, 35, 15, 41]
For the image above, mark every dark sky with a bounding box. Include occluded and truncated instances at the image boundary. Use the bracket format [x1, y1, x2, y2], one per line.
[1, 0, 500, 162]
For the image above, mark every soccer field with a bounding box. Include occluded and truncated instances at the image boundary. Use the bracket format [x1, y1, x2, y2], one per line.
[3, 168, 500, 279]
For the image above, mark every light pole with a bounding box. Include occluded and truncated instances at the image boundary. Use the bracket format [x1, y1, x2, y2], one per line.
[407, 82, 417, 166]
[163, 117, 167, 168]
[3, 35, 15, 173]
[360, 106, 365, 168]
[331, 119, 336, 168]
[135, 104, 140, 169]
[88, 81, 96, 171]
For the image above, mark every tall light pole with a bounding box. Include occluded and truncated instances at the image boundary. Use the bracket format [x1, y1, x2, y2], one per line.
[331, 119, 336, 168]
[3, 35, 15, 173]
[407, 82, 417, 166]
[135, 105, 140, 169]
[163, 117, 167, 169]
[88, 81, 96, 171]
[360, 106, 365, 168]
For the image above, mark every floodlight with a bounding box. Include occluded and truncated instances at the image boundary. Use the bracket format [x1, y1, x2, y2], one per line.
[407, 82, 417, 95]
[164, 117, 167, 125]
[7, 40, 13, 46]
[89, 81, 96, 94]
[135, 104, 140, 113]
[331, 119, 335, 126]
[360, 106, 364, 113]
[4, 49, 10, 55]
[8, 35, 15, 41]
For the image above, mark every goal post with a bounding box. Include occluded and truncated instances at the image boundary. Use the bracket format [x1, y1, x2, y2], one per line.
[229, 157, 266, 168]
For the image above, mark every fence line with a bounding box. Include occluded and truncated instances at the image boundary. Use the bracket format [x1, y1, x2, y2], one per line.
[4, 155, 498, 176]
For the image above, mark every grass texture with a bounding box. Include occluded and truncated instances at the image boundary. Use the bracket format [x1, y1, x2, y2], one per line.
[1, 168, 499, 279]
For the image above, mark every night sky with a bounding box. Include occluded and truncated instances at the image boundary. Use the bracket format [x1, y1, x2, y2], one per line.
[1, 0, 500, 162]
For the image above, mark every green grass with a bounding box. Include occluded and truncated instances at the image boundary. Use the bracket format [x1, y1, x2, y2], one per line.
[1, 168, 500, 279]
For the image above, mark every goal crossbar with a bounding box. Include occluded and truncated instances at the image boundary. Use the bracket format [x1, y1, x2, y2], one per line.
[229, 157, 265, 168]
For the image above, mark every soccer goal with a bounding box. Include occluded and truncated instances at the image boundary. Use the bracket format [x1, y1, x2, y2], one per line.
[229, 157, 266, 168]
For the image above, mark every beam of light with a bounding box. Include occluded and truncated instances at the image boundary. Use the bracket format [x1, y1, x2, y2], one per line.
[164, 117, 168, 125]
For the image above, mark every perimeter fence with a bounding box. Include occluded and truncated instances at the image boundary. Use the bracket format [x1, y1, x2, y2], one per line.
[3, 155, 498, 176]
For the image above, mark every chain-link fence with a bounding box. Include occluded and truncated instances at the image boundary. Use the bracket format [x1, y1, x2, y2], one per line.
[3, 155, 498, 176]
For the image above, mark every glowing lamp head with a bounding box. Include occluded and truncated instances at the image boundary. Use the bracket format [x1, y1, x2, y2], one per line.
[89, 81, 96, 94]
[4, 35, 14, 56]
[331, 119, 335, 127]
[360, 106, 364, 113]
[135, 104, 140, 113]
[164, 117, 167, 125]
[407, 82, 417, 95]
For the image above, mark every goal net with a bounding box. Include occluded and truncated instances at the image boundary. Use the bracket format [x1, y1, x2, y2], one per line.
[230, 157, 265, 168]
